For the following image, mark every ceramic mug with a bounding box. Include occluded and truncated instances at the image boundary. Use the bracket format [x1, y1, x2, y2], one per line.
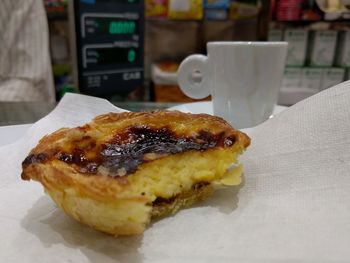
[177, 42, 288, 128]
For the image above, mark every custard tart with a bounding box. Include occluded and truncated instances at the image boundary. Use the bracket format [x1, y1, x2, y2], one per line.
[21, 111, 250, 235]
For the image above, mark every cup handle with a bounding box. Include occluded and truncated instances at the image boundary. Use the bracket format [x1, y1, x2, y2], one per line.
[177, 54, 211, 99]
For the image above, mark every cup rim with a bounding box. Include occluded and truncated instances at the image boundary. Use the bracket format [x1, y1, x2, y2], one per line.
[207, 41, 288, 47]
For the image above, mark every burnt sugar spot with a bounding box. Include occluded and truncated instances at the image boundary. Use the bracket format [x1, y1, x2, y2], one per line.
[57, 150, 98, 174]
[22, 125, 236, 178]
[22, 153, 48, 168]
[100, 125, 234, 177]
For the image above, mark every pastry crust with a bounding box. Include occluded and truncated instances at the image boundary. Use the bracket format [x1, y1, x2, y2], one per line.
[21, 111, 250, 235]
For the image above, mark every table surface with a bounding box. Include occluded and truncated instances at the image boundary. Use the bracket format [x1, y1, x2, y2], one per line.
[0, 101, 179, 126]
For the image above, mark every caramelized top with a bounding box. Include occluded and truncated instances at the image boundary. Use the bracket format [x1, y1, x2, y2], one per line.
[22, 125, 236, 177]
[22, 110, 250, 180]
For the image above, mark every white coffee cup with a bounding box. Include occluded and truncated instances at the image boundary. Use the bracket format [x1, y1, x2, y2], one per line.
[177, 42, 288, 128]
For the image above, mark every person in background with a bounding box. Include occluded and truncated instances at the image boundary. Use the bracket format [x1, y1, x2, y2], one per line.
[0, 0, 55, 101]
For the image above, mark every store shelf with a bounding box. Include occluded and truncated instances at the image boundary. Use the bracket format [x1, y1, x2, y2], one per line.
[274, 18, 350, 24]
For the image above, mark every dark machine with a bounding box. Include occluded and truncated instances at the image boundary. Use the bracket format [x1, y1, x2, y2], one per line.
[69, 0, 144, 97]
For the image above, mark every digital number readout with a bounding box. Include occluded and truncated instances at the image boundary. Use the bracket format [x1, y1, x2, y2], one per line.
[86, 47, 138, 66]
[85, 17, 138, 36]
[109, 21, 135, 34]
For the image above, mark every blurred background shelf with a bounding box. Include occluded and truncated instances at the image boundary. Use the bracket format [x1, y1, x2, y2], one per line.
[43, 0, 350, 106]
[268, 0, 350, 105]
[44, 0, 265, 103]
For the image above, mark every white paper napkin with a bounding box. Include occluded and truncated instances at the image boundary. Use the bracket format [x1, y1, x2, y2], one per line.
[1, 83, 350, 262]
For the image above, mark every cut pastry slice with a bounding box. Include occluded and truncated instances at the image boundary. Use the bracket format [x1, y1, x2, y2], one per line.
[21, 111, 250, 236]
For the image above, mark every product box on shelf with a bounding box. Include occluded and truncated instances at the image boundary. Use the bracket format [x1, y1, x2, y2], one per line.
[284, 29, 308, 66]
[168, 0, 203, 19]
[321, 68, 345, 90]
[308, 30, 338, 67]
[229, 1, 260, 20]
[203, 0, 230, 9]
[204, 9, 228, 20]
[278, 66, 320, 106]
[282, 67, 302, 88]
[301, 67, 323, 90]
[268, 29, 283, 41]
[275, 0, 302, 21]
[335, 30, 350, 67]
[146, 0, 168, 18]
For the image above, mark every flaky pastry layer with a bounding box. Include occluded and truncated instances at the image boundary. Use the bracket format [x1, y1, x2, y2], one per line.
[21, 111, 250, 235]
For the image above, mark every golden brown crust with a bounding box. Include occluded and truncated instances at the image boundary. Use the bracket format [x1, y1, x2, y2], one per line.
[151, 183, 214, 218]
[21, 110, 250, 235]
[93, 111, 249, 143]
[22, 111, 250, 200]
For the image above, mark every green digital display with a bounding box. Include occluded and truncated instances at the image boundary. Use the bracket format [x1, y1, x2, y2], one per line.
[77, 0, 144, 96]
[86, 17, 138, 36]
[87, 47, 138, 65]
[108, 21, 136, 34]
[127, 49, 136, 62]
